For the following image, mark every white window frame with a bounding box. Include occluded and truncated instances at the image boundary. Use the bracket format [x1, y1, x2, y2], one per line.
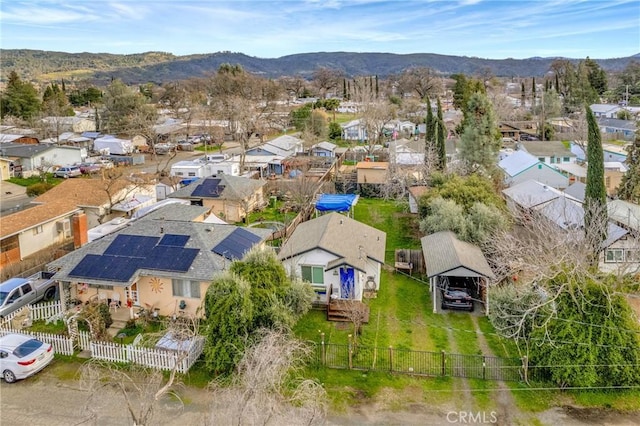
[605, 248, 624, 263]
[171, 279, 201, 298]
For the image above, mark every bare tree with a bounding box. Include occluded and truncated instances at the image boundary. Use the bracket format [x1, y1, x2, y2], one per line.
[79, 316, 200, 426]
[397, 66, 443, 100]
[342, 301, 369, 347]
[312, 67, 343, 99]
[207, 329, 327, 426]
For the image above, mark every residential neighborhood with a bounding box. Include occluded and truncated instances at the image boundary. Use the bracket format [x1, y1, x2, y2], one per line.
[1, 26, 640, 426]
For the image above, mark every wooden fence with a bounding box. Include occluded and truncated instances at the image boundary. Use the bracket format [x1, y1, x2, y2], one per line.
[314, 341, 524, 382]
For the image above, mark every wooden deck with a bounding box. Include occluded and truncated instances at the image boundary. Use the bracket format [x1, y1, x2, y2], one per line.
[327, 299, 370, 323]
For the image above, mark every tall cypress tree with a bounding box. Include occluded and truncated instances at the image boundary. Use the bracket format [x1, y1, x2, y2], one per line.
[584, 105, 608, 255]
[436, 97, 447, 170]
[425, 96, 435, 158]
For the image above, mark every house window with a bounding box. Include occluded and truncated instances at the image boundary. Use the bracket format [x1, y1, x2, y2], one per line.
[301, 265, 324, 285]
[605, 176, 611, 188]
[563, 157, 570, 162]
[172, 279, 201, 298]
[605, 249, 624, 263]
[33, 225, 43, 235]
[538, 158, 545, 163]
[626, 249, 640, 262]
[188, 172, 196, 177]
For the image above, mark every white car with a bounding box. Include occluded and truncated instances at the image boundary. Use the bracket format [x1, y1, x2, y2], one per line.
[53, 165, 82, 178]
[0, 333, 54, 383]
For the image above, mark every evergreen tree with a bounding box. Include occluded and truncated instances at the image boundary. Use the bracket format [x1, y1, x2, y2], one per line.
[424, 96, 435, 156]
[0, 71, 41, 120]
[531, 77, 536, 109]
[459, 92, 501, 173]
[436, 97, 446, 170]
[617, 128, 640, 203]
[584, 105, 608, 254]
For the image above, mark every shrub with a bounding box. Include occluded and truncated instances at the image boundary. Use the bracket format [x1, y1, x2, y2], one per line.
[26, 182, 54, 196]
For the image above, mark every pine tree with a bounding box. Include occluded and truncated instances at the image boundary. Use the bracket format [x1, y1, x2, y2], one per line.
[436, 97, 447, 170]
[459, 92, 501, 173]
[584, 105, 608, 255]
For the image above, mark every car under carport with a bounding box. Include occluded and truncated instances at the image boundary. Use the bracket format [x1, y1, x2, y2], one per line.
[421, 231, 495, 314]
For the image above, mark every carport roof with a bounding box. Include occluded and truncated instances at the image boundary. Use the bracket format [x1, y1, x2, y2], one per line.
[421, 231, 494, 279]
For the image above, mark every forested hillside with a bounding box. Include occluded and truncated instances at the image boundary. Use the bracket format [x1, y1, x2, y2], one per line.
[1, 49, 638, 85]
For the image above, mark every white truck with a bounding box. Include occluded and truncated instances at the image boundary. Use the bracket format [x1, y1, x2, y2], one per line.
[0, 272, 57, 318]
[93, 136, 134, 155]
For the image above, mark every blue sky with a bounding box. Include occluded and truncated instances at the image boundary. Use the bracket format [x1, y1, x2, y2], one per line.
[1, 1, 638, 59]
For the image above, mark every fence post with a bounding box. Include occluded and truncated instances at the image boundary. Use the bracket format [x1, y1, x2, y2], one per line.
[389, 346, 394, 372]
[441, 350, 446, 377]
[482, 356, 486, 380]
[321, 332, 326, 366]
[348, 334, 353, 370]
[522, 356, 528, 383]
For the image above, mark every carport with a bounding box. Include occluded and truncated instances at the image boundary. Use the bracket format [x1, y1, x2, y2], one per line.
[421, 231, 495, 314]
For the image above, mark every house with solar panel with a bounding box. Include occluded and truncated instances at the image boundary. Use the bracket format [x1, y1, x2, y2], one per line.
[47, 203, 272, 318]
[278, 213, 386, 320]
[168, 174, 266, 223]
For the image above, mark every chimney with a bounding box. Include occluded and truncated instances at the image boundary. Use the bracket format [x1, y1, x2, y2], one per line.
[72, 213, 88, 248]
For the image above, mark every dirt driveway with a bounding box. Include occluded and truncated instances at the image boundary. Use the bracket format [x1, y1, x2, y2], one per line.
[2, 359, 640, 426]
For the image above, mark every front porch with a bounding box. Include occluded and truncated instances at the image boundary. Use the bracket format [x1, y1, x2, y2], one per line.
[327, 299, 370, 323]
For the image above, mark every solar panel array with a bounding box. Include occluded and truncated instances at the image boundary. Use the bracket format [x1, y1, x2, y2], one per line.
[69, 233, 199, 282]
[191, 178, 225, 198]
[212, 228, 263, 260]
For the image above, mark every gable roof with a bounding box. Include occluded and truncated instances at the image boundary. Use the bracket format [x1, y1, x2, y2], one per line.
[278, 212, 386, 272]
[498, 150, 540, 177]
[34, 177, 132, 208]
[169, 175, 265, 201]
[1, 200, 82, 239]
[563, 181, 586, 202]
[421, 231, 494, 279]
[48, 204, 272, 286]
[311, 141, 337, 151]
[266, 135, 303, 151]
[502, 179, 573, 209]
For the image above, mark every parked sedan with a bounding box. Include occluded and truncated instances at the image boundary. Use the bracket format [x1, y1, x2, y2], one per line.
[0, 333, 54, 383]
[440, 285, 474, 312]
[53, 165, 82, 178]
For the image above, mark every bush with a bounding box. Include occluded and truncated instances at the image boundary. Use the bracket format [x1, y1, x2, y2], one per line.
[26, 182, 54, 196]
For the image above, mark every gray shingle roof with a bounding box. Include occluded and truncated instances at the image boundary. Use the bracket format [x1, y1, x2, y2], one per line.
[169, 175, 265, 201]
[421, 231, 494, 279]
[48, 204, 272, 287]
[278, 212, 386, 271]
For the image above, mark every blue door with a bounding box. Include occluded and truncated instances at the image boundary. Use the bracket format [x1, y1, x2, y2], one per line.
[340, 267, 355, 299]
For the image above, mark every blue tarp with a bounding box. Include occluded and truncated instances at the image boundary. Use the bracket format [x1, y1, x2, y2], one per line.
[315, 194, 358, 212]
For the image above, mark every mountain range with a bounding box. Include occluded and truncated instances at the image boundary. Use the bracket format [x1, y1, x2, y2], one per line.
[1, 49, 638, 86]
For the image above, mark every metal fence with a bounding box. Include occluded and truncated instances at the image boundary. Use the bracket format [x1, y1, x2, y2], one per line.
[313, 341, 524, 382]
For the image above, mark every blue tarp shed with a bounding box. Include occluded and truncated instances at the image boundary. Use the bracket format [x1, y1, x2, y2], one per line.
[315, 194, 359, 213]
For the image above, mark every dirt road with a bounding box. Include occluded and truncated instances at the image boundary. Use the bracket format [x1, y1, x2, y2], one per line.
[2, 359, 640, 426]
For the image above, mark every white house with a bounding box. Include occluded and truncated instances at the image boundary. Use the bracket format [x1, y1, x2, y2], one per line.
[517, 140, 576, 165]
[570, 141, 629, 163]
[0, 143, 85, 177]
[278, 213, 386, 304]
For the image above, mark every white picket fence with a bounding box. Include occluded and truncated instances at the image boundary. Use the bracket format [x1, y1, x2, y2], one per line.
[0, 328, 75, 356]
[0, 300, 64, 326]
[0, 301, 205, 374]
[91, 336, 205, 374]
